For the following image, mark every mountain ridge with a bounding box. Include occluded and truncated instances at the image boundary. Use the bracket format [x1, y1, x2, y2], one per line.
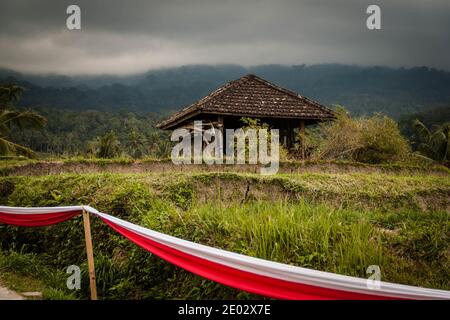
[1, 64, 450, 118]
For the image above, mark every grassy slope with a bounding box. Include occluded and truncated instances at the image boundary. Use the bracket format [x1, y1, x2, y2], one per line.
[1, 157, 449, 177]
[0, 169, 449, 299]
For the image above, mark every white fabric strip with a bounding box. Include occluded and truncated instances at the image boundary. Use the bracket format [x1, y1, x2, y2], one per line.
[91, 209, 450, 300]
[0, 205, 85, 214]
[1, 205, 449, 299]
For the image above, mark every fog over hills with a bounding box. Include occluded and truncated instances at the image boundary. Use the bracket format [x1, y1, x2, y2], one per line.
[1, 64, 450, 118]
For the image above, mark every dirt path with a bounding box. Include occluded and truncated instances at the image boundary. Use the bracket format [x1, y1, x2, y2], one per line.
[0, 282, 23, 300]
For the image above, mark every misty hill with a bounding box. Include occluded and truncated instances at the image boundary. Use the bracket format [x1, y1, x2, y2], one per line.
[1, 64, 450, 118]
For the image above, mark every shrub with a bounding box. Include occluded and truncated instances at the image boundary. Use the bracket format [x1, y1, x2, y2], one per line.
[313, 109, 411, 163]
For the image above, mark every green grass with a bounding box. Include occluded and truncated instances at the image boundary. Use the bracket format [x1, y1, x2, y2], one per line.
[1, 171, 448, 211]
[0, 169, 448, 299]
[173, 201, 449, 289]
[1, 200, 448, 299]
[0, 249, 78, 300]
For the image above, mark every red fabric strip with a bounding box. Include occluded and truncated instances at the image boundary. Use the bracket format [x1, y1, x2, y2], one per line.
[0, 210, 81, 227]
[101, 217, 395, 300]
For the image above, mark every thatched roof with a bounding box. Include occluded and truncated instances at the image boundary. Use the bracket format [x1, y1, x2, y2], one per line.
[157, 74, 335, 129]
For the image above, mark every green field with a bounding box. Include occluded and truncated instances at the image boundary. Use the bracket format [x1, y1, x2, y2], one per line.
[0, 161, 449, 299]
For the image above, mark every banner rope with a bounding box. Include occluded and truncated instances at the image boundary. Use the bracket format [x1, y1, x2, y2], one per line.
[0, 205, 449, 300]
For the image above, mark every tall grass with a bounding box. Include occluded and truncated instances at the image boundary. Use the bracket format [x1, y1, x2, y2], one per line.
[0, 171, 448, 299]
[179, 201, 384, 277]
[0, 249, 77, 299]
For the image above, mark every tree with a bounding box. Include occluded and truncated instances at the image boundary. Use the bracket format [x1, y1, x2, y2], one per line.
[126, 129, 146, 158]
[147, 131, 171, 158]
[0, 85, 47, 158]
[154, 140, 172, 158]
[0, 85, 25, 108]
[96, 131, 121, 158]
[413, 120, 450, 163]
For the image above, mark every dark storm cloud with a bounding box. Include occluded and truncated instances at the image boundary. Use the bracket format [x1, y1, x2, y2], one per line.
[0, 0, 449, 74]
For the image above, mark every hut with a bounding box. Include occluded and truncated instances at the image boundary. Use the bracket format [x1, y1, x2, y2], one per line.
[156, 74, 335, 157]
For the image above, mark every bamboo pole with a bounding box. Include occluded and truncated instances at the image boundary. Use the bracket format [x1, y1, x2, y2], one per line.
[82, 209, 98, 300]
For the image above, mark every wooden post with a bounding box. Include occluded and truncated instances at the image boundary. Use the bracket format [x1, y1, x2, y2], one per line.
[217, 115, 224, 129]
[286, 122, 293, 150]
[82, 209, 98, 300]
[218, 115, 225, 155]
[299, 120, 305, 159]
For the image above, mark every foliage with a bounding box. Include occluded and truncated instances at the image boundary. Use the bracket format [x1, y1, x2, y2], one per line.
[12, 107, 171, 158]
[0, 85, 46, 158]
[126, 129, 146, 159]
[312, 108, 411, 163]
[0, 171, 448, 299]
[240, 117, 290, 161]
[0, 249, 77, 300]
[3, 74, 448, 163]
[398, 105, 450, 147]
[413, 120, 450, 163]
[0, 84, 24, 108]
[87, 131, 122, 159]
[3, 64, 450, 118]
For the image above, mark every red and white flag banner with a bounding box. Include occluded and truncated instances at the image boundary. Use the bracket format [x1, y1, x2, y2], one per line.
[0, 205, 84, 227]
[1, 205, 449, 300]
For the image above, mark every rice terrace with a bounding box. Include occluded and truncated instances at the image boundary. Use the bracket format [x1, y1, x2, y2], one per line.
[0, 0, 450, 306]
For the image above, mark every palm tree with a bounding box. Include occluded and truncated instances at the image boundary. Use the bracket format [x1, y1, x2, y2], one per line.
[0, 85, 47, 158]
[97, 131, 121, 158]
[154, 140, 172, 158]
[0, 109, 47, 157]
[413, 119, 450, 163]
[0, 85, 25, 107]
[127, 129, 146, 158]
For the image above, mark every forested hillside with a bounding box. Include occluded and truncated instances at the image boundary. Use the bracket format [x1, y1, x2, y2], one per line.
[2, 64, 450, 118]
[3, 64, 450, 159]
[12, 107, 170, 157]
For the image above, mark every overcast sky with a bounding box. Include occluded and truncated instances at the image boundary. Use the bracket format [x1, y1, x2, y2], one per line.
[0, 0, 449, 75]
